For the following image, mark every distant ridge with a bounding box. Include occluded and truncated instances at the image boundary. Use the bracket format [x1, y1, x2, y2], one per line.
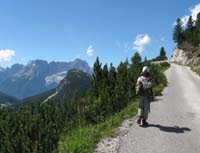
[0, 91, 18, 106]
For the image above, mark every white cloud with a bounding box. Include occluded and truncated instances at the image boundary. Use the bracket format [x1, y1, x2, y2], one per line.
[0, 49, 15, 62]
[133, 34, 151, 53]
[180, 3, 200, 27]
[86, 45, 94, 56]
[161, 37, 165, 41]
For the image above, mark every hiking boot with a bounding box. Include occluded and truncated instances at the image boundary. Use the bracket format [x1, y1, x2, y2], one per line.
[139, 119, 148, 127]
[142, 119, 149, 127]
[136, 118, 141, 124]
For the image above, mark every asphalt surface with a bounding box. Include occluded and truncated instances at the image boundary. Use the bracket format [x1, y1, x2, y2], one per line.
[119, 64, 200, 153]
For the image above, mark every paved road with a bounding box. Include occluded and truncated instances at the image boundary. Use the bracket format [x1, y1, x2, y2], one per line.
[119, 64, 200, 153]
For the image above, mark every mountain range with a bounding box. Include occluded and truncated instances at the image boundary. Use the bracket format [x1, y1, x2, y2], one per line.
[0, 58, 92, 99]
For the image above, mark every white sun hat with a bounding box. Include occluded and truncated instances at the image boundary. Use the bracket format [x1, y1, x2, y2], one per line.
[142, 66, 150, 73]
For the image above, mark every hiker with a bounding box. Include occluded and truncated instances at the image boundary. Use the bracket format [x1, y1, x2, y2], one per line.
[136, 66, 153, 127]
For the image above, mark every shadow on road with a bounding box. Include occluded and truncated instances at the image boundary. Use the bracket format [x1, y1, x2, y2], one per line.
[148, 124, 191, 133]
[152, 97, 162, 102]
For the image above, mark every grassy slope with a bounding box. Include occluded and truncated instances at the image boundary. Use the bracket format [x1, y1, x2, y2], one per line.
[59, 102, 138, 153]
[58, 65, 169, 153]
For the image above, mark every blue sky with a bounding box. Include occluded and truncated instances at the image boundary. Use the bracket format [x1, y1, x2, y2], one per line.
[0, 0, 200, 67]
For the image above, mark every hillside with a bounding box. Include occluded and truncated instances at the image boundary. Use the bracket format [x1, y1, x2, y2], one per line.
[22, 69, 91, 104]
[171, 12, 200, 75]
[0, 91, 18, 106]
[53, 69, 91, 101]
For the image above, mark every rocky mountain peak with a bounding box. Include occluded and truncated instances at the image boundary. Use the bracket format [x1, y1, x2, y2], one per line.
[27, 59, 48, 67]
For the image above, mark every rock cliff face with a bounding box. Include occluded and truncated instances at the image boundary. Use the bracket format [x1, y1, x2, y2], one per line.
[171, 45, 200, 75]
[171, 47, 189, 65]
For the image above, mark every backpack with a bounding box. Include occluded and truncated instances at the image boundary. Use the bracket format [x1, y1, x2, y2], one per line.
[136, 76, 152, 96]
[140, 76, 152, 90]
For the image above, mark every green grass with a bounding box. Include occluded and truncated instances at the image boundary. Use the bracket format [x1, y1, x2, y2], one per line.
[58, 102, 138, 153]
[153, 84, 165, 96]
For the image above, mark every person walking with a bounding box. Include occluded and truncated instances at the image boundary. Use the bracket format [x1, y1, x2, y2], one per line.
[136, 66, 153, 127]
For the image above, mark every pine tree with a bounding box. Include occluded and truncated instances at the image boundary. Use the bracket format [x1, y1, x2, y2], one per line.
[100, 64, 109, 111]
[102, 64, 108, 80]
[93, 57, 102, 82]
[185, 16, 194, 43]
[130, 52, 142, 79]
[159, 47, 167, 60]
[195, 12, 200, 26]
[131, 52, 142, 67]
[194, 12, 200, 46]
[108, 63, 117, 113]
[173, 18, 184, 45]
[187, 16, 193, 30]
[129, 52, 142, 98]
[90, 57, 102, 97]
[115, 61, 129, 111]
